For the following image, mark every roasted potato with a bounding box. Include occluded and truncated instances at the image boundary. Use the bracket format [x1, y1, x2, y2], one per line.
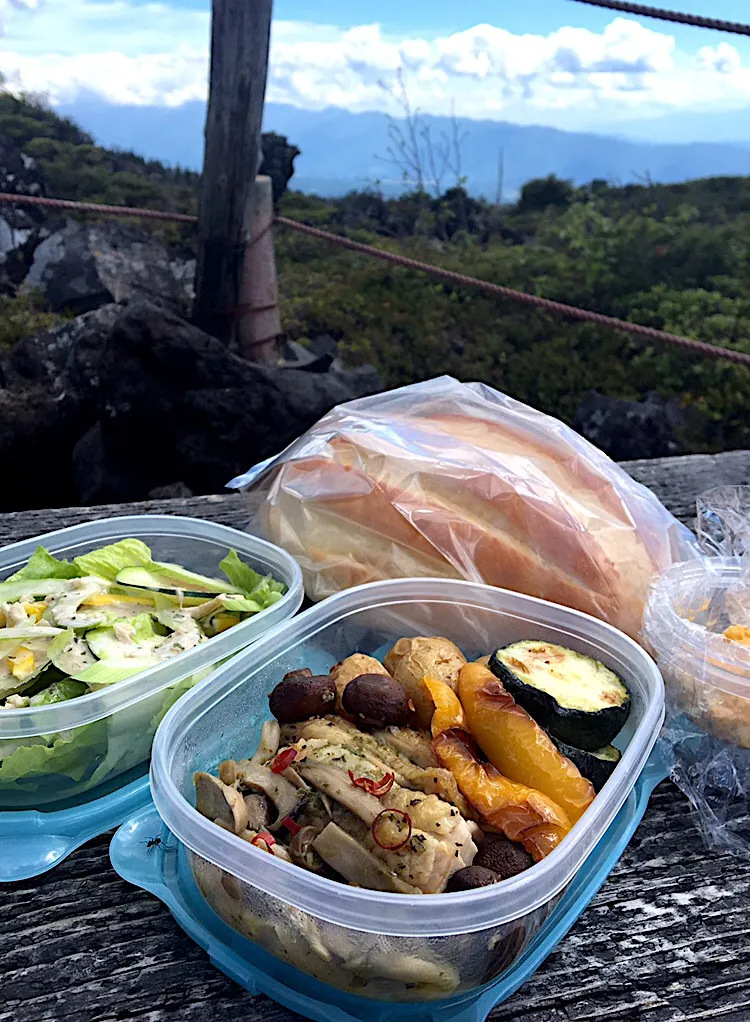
[329, 653, 390, 714]
[384, 637, 467, 730]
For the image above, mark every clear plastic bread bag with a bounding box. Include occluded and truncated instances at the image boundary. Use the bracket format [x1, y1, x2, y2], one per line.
[643, 486, 750, 857]
[229, 376, 696, 640]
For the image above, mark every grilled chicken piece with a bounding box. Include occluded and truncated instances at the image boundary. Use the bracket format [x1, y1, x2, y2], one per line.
[290, 723, 477, 894]
[373, 727, 438, 768]
[286, 717, 476, 820]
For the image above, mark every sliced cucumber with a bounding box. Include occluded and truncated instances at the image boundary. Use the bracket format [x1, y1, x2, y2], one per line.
[49, 630, 97, 675]
[116, 563, 244, 597]
[489, 641, 631, 751]
[113, 584, 208, 609]
[0, 579, 72, 603]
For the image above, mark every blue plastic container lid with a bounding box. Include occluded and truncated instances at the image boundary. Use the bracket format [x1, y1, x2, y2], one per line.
[110, 749, 668, 1022]
[0, 766, 151, 882]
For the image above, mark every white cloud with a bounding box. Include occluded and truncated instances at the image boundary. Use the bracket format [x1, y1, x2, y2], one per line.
[1, 0, 750, 130]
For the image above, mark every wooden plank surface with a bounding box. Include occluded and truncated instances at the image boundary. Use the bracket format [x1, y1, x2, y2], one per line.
[2, 449, 750, 1022]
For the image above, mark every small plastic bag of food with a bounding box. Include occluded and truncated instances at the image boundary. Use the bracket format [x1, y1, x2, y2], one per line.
[644, 485, 750, 857]
[229, 376, 696, 640]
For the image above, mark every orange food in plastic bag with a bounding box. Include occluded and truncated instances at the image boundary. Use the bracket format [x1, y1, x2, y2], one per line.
[459, 662, 595, 823]
[433, 729, 571, 860]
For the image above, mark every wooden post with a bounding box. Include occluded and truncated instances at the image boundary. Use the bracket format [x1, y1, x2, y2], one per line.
[193, 0, 273, 345]
[236, 174, 282, 362]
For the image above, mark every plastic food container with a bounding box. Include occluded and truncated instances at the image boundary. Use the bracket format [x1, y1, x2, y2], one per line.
[0, 515, 303, 813]
[643, 558, 750, 858]
[148, 578, 664, 1005]
[644, 558, 750, 748]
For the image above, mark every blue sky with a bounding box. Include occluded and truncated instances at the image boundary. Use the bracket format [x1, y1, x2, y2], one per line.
[1, 0, 750, 134]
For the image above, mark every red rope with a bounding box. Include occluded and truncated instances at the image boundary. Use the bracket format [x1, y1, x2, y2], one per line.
[0, 190, 748, 369]
[568, 0, 750, 35]
[276, 216, 750, 369]
[0, 192, 198, 222]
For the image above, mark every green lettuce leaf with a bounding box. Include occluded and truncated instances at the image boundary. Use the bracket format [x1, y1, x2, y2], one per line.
[29, 679, 87, 706]
[219, 549, 286, 606]
[72, 660, 155, 689]
[0, 721, 107, 787]
[73, 539, 153, 581]
[6, 546, 79, 582]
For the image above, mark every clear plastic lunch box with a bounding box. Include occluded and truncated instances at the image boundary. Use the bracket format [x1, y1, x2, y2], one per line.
[0, 515, 303, 880]
[133, 578, 664, 1012]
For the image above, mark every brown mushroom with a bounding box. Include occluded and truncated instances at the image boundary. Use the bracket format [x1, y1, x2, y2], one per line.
[330, 654, 391, 713]
[269, 673, 337, 723]
[342, 673, 412, 727]
[194, 771, 249, 835]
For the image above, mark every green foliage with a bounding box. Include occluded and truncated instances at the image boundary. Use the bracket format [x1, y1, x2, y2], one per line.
[0, 291, 65, 348]
[277, 182, 750, 453]
[0, 92, 199, 249]
[518, 175, 574, 213]
[0, 89, 747, 454]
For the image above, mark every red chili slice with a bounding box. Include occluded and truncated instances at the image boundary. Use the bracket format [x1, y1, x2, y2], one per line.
[270, 748, 297, 774]
[348, 770, 395, 798]
[251, 831, 276, 851]
[371, 809, 412, 851]
[281, 815, 302, 836]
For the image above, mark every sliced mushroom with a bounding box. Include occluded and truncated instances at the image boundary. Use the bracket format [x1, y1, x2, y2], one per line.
[250, 720, 281, 765]
[194, 771, 249, 834]
[296, 762, 383, 826]
[235, 760, 300, 830]
[313, 823, 420, 895]
[289, 825, 325, 872]
[243, 793, 271, 832]
[347, 950, 459, 992]
[219, 760, 238, 786]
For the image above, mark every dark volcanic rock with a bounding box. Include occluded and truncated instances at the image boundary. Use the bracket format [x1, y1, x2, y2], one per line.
[574, 390, 688, 461]
[23, 220, 194, 315]
[260, 132, 300, 204]
[0, 133, 48, 289]
[0, 305, 119, 511]
[68, 299, 381, 504]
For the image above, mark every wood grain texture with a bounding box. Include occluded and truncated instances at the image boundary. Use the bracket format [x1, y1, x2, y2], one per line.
[2, 449, 750, 1022]
[193, 0, 273, 343]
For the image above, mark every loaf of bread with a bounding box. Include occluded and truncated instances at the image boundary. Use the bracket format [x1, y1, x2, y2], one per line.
[253, 378, 694, 639]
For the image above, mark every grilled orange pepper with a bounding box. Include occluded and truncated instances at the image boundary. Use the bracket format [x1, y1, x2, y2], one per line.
[433, 728, 571, 860]
[423, 676, 466, 736]
[459, 662, 595, 823]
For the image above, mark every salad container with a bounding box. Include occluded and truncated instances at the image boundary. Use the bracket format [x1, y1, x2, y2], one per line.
[0, 515, 303, 879]
[127, 578, 664, 1013]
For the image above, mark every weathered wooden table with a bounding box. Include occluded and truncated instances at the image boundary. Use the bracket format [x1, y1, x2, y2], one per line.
[3, 451, 750, 1022]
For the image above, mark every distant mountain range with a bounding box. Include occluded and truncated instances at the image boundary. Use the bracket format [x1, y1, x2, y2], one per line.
[58, 96, 750, 198]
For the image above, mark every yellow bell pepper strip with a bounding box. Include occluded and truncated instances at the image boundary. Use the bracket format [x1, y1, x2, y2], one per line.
[8, 647, 35, 681]
[458, 662, 595, 823]
[433, 728, 571, 861]
[423, 675, 466, 737]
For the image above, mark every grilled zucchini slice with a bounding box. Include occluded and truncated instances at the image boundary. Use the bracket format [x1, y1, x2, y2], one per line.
[550, 739, 621, 793]
[489, 641, 630, 751]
